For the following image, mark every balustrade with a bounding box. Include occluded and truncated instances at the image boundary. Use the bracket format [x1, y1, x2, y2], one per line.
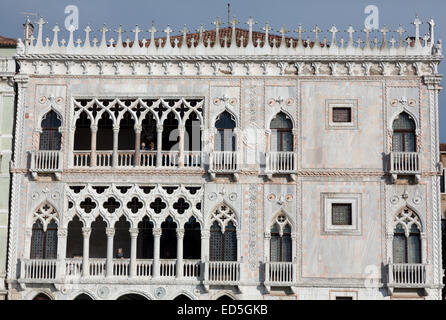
[264, 262, 294, 283]
[388, 263, 427, 287]
[20, 259, 57, 280]
[113, 259, 130, 277]
[73, 151, 91, 167]
[159, 259, 177, 277]
[209, 151, 238, 172]
[30, 150, 62, 172]
[266, 152, 296, 173]
[390, 152, 420, 174]
[205, 261, 240, 283]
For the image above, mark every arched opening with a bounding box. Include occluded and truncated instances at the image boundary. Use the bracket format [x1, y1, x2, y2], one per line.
[183, 217, 201, 259]
[74, 112, 91, 151]
[39, 110, 61, 150]
[393, 208, 422, 264]
[216, 294, 234, 301]
[210, 221, 237, 261]
[116, 293, 148, 300]
[90, 216, 107, 258]
[162, 112, 179, 151]
[73, 293, 93, 300]
[173, 294, 192, 301]
[392, 112, 416, 152]
[33, 292, 52, 300]
[114, 216, 130, 259]
[97, 112, 113, 151]
[66, 215, 84, 258]
[141, 112, 157, 151]
[160, 216, 177, 259]
[214, 111, 236, 152]
[270, 223, 292, 262]
[30, 219, 58, 259]
[270, 112, 293, 152]
[118, 112, 135, 151]
[137, 216, 153, 259]
[185, 111, 201, 152]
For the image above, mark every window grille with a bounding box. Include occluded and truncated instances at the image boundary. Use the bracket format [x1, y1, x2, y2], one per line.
[39, 111, 62, 150]
[392, 208, 422, 263]
[30, 220, 58, 259]
[331, 203, 352, 225]
[332, 107, 352, 123]
[392, 112, 416, 152]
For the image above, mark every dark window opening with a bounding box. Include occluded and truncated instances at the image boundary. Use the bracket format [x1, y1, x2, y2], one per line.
[160, 216, 177, 259]
[39, 111, 61, 150]
[332, 107, 352, 123]
[209, 221, 237, 261]
[137, 217, 153, 259]
[332, 203, 352, 226]
[184, 217, 201, 259]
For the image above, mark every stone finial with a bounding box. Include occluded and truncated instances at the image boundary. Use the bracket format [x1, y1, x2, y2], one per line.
[380, 25, 389, 49]
[67, 24, 76, 48]
[99, 24, 109, 48]
[51, 24, 60, 48]
[396, 25, 405, 48]
[36, 17, 46, 47]
[148, 22, 157, 48]
[180, 25, 189, 48]
[295, 24, 305, 47]
[212, 17, 222, 47]
[312, 25, 321, 46]
[84, 25, 92, 48]
[412, 15, 422, 47]
[246, 17, 256, 46]
[132, 25, 141, 47]
[164, 25, 173, 48]
[230, 17, 239, 47]
[428, 18, 435, 47]
[262, 22, 271, 47]
[197, 24, 205, 46]
[362, 27, 371, 49]
[329, 25, 338, 47]
[423, 34, 430, 47]
[279, 25, 288, 48]
[346, 25, 355, 47]
[389, 37, 396, 48]
[115, 25, 125, 48]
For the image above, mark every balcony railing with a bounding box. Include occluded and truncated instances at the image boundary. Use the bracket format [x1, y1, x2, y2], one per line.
[209, 151, 238, 173]
[183, 259, 201, 279]
[264, 262, 295, 284]
[266, 152, 296, 173]
[389, 152, 420, 174]
[0, 57, 14, 75]
[20, 259, 57, 281]
[204, 261, 240, 284]
[73, 151, 91, 167]
[30, 150, 62, 173]
[184, 151, 202, 168]
[113, 259, 130, 277]
[388, 263, 427, 288]
[89, 258, 106, 277]
[160, 259, 177, 277]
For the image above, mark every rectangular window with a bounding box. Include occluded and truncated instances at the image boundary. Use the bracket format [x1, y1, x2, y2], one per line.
[332, 107, 352, 123]
[335, 296, 353, 300]
[331, 203, 352, 225]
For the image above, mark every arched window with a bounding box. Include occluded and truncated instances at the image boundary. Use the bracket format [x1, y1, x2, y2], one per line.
[270, 224, 292, 262]
[118, 112, 135, 151]
[97, 112, 114, 151]
[184, 216, 201, 259]
[392, 112, 416, 152]
[137, 216, 153, 259]
[392, 208, 422, 264]
[160, 216, 177, 259]
[270, 112, 293, 152]
[66, 215, 83, 258]
[215, 111, 236, 152]
[30, 203, 59, 259]
[74, 112, 91, 151]
[209, 204, 237, 261]
[39, 111, 61, 150]
[31, 220, 58, 259]
[162, 112, 179, 151]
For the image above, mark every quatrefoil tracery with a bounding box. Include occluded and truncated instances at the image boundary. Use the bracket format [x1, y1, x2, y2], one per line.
[33, 202, 59, 231]
[393, 207, 422, 237]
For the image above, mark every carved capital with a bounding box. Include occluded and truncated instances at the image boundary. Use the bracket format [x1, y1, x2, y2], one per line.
[176, 228, 185, 239]
[153, 227, 162, 237]
[57, 228, 68, 238]
[105, 227, 115, 237]
[129, 228, 139, 237]
[82, 227, 91, 237]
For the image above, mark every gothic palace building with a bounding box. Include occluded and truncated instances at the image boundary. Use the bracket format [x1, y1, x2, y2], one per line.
[5, 16, 444, 300]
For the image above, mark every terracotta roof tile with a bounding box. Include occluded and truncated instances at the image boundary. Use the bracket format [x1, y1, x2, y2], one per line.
[440, 143, 446, 152]
[0, 36, 17, 47]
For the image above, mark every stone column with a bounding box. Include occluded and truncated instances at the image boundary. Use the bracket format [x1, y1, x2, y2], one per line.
[90, 125, 97, 167]
[178, 125, 185, 167]
[200, 230, 210, 281]
[153, 227, 162, 278]
[265, 129, 271, 171]
[291, 232, 297, 282]
[421, 233, 427, 264]
[112, 126, 119, 167]
[134, 126, 141, 166]
[156, 125, 163, 167]
[82, 227, 91, 277]
[129, 228, 139, 277]
[105, 228, 115, 277]
[176, 228, 185, 279]
[56, 228, 68, 280]
[264, 232, 271, 283]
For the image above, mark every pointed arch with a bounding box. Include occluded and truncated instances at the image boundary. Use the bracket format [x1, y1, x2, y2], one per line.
[209, 202, 238, 232]
[66, 215, 84, 259]
[267, 110, 295, 130]
[32, 201, 59, 231]
[31, 291, 53, 300]
[73, 291, 95, 300]
[160, 215, 177, 259]
[392, 206, 422, 235]
[209, 202, 238, 262]
[269, 209, 294, 236]
[390, 111, 418, 152]
[392, 206, 422, 264]
[137, 215, 154, 259]
[39, 110, 62, 150]
[213, 109, 238, 128]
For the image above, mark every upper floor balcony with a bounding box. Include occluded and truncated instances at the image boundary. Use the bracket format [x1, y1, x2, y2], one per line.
[30, 150, 63, 180]
[389, 152, 421, 183]
[387, 263, 428, 295]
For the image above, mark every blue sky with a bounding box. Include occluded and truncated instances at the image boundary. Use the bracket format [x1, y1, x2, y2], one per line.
[1, 0, 445, 141]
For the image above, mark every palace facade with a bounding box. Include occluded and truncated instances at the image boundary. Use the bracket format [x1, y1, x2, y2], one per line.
[6, 17, 444, 300]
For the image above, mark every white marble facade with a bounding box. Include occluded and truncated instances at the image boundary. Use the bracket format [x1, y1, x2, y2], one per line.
[6, 16, 444, 300]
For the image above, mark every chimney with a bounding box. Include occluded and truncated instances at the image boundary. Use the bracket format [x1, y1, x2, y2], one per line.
[23, 17, 34, 45]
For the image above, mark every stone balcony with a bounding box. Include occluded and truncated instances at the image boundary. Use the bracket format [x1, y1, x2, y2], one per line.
[0, 57, 15, 78]
[387, 263, 428, 294]
[265, 152, 297, 180]
[30, 150, 63, 180]
[263, 262, 295, 292]
[209, 151, 239, 180]
[389, 152, 421, 183]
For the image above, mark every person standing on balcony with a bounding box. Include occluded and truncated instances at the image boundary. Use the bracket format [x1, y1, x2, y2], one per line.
[116, 248, 124, 259]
